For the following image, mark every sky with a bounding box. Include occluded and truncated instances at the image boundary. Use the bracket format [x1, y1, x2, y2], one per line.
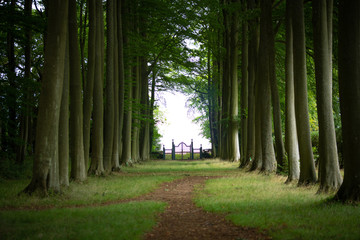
[157, 91, 211, 149]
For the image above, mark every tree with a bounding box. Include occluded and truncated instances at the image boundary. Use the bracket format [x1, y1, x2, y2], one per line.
[59, 35, 70, 187]
[285, 0, 300, 182]
[258, 0, 277, 173]
[69, 0, 86, 181]
[243, 0, 258, 168]
[83, 0, 96, 170]
[240, 0, 248, 166]
[23, 0, 69, 195]
[89, 0, 105, 175]
[292, 0, 317, 185]
[335, 0, 360, 202]
[313, 0, 342, 192]
[103, 0, 115, 172]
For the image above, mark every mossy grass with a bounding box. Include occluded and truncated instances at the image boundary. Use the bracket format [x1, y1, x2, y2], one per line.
[195, 171, 360, 240]
[0, 201, 166, 240]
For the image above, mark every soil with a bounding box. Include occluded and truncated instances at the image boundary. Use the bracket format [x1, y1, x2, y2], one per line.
[137, 176, 271, 240]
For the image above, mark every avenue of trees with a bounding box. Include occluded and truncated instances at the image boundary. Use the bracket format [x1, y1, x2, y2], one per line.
[0, 0, 359, 202]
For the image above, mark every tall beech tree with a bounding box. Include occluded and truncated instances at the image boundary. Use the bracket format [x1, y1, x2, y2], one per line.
[285, 0, 300, 182]
[313, 0, 342, 192]
[59, 37, 70, 187]
[335, 0, 360, 202]
[23, 0, 68, 195]
[258, 0, 276, 173]
[120, 0, 133, 165]
[89, 0, 105, 175]
[103, 0, 115, 172]
[69, 0, 86, 181]
[83, 0, 96, 169]
[240, 0, 248, 166]
[243, 0, 258, 168]
[292, 0, 317, 185]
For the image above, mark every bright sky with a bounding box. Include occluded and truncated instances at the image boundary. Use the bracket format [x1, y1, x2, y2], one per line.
[157, 91, 211, 149]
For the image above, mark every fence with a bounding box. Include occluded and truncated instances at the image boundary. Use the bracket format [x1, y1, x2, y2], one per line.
[162, 139, 211, 160]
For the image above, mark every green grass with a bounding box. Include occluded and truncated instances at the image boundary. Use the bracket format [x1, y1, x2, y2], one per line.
[0, 201, 166, 240]
[195, 171, 360, 240]
[1, 159, 359, 240]
[122, 159, 239, 175]
[0, 174, 175, 208]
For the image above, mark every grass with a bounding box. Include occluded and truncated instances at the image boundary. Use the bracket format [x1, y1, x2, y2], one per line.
[0, 174, 175, 208]
[122, 159, 239, 175]
[195, 171, 360, 240]
[1, 159, 359, 240]
[0, 201, 166, 240]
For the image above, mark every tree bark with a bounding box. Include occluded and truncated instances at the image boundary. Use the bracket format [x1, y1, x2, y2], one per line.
[112, 0, 120, 171]
[240, 0, 248, 166]
[313, 0, 342, 192]
[334, 0, 360, 202]
[69, 0, 86, 181]
[292, 0, 317, 185]
[89, 0, 104, 175]
[268, 4, 285, 170]
[23, 0, 68, 195]
[285, 0, 300, 182]
[228, 0, 240, 162]
[59, 36, 70, 187]
[243, 0, 258, 168]
[258, 0, 276, 173]
[117, 0, 125, 160]
[83, 0, 96, 170]
[103, 0, 115, 172]
[120, 0, 133, 165]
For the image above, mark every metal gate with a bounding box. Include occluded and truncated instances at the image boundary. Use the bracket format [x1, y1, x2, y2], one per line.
[162, 139, 204, 160]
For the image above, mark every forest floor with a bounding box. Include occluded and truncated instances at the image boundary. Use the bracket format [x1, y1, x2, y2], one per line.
[136, 175, 270, 240]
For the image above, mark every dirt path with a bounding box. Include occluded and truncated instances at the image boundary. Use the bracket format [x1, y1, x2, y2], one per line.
[137, 176, 270, 240]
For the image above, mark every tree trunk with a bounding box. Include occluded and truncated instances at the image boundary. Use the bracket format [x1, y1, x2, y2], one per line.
[117, 0, 125, 160]
[313, 0, 342, 192]
[131, 59, 141, 163]
[292, 0, 317, 185]
[69, 0, 86, 181]
[23, 0, 68, 196]
[258, 0, 276, 173]
[16, 0, 32, 164]
[240, 0, 248, 166]
[89, 0, 104, 175]
[268, 7, 285, 170]
[140, 55, 151, 161]
[243, 0, 258, 168]
[120, 0, 133, 165]
[59, 37, 70, 187]
[334, 0, 360, 202]
[285, 0, 300, 182]
[112, 0, 120, 171]
[228, 0, 240, 162]
[103, 0, 115, 172]
[83, 0, 96, 169]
